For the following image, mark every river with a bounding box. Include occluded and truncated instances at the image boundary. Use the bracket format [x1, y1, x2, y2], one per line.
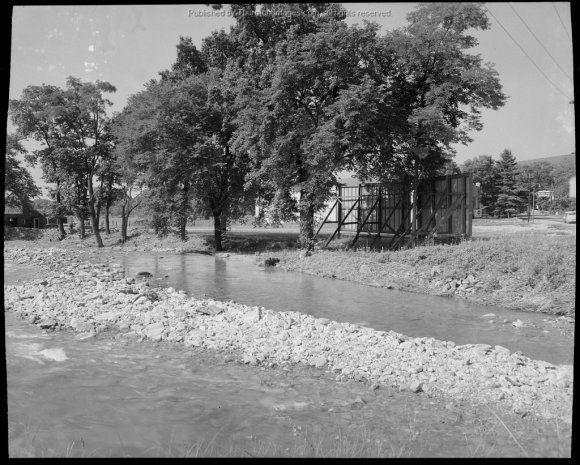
[114, 253, 573, 365]
[5, 250, 573, 457]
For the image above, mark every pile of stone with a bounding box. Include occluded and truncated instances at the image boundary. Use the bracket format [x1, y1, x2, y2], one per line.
[3, 245, 573, 424]
[428, 266, 483, 296]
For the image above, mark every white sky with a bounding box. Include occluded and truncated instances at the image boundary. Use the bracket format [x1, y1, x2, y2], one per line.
[8, 3, 576, 192]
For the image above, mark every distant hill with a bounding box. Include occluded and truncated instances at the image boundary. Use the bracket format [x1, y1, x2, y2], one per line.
[518, 153, 575, 169]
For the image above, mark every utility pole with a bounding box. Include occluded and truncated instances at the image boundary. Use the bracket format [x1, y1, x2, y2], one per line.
[532, 184, 540, 222]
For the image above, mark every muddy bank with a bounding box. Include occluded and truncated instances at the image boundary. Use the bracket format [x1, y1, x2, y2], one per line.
[3, 245, 573, 425]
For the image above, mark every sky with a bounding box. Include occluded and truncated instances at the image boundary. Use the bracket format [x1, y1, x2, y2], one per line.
[7, 3, 576, 193]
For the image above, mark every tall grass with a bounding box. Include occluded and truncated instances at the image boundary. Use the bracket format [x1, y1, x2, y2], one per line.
[10, 413, 570, 458]
[277, 232, 575, 315]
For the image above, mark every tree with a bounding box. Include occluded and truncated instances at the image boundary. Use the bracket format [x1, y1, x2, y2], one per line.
[91, 122, 120, 235]
[517, 161, 554, 216]
[204, 3, 357, 248]
[232, 3, 506, 247]
[185, 69, 257, 250]
[461, 155, 499, 212]
[551, 156, 576, 211]
[437, 160, 462, 176]
[114, 153, 144, 243]
[32, 198, 56, 214]
[370, 3, 506, 242]
[494, 149, 525, 217]
[57, 77, 116, 247]
[5, 134, 40, 207]
[207, 3, 348, 82]
[115, 57, 254, 250]
[9, 84, 73, 238]
[58, 174, 90, 237]
[233, 21, 380, 248]
[112, 82, 167, 241]
[9, 77, 117, 246]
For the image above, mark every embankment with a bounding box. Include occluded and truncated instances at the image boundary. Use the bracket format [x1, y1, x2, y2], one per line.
[273, 233, 576, 317]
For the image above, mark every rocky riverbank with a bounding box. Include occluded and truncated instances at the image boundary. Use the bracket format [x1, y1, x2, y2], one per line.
[3, 245, 573, 425]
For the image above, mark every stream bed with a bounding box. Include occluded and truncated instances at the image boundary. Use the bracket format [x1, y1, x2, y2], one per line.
[114, 253, 573, 366]
[5, 310, 570, 458]
[5, 249, 573, 457]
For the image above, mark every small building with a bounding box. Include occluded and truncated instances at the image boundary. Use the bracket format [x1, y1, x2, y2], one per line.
[4, 204, 70, 229]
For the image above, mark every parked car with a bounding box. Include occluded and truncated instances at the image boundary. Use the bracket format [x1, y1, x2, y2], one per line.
[563, 211, 576, 224]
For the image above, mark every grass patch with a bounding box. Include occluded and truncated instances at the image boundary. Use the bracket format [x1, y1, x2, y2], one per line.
[10, 411, 570, 458]
[274, 232, 575, 316]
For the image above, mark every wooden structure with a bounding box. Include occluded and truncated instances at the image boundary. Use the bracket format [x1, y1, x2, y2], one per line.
[314, 173, 473, 249]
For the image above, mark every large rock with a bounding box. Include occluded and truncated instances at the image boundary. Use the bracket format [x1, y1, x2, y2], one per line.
[139, 289, 159, 302]
[196, 304, 224, 315]
[184, 333, 203, 347]
[264, 257, 280, 267]
[243, 354, 259, 365]
[312, 355, 327, 368]
[135, 271, 152, 278]
[359, 264, 371, 275]
[144, 322, 165, 341]
[38, 318, 57, 330]
[69, 317, 94, 333]
[39, 348, 68, 362]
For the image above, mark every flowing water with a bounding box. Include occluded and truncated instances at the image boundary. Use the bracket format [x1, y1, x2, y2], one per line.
[5, 251, 573, 457]
[115, 253, 573, 365]
[5, 311, 386, 457]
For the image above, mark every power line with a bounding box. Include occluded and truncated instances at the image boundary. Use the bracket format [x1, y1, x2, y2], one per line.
[485, 5, 572, 100]
[552, 2, 572, 42]
[508, 3, 572, 82]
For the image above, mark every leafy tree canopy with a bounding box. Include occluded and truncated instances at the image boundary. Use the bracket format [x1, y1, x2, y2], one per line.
[5, 134, 41, 207]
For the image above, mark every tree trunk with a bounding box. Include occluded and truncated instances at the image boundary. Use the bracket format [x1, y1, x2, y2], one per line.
[409, 163, 420, 248]
[221, 213, 228, 246]
[178, 182, 189, 241]
[78, 212, 85, 239]
[121, 204, 128, 243]
[56, 181, 67, 239]
[89, 209, 103, 246]
[95, 200, 101, 230]
[105, 201, 111, 234]
[298, 191, 315, 250]
[527, 192, 531, 222]
[179, 215, 187, 241]
[57, 218, 67, 239]
[213, 210, 223, 251]
[87, 177, 104, 247]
